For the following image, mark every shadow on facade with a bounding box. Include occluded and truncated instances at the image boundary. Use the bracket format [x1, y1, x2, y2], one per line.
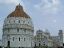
[0, 46, 2, 48]
[57, 47, 63, 48]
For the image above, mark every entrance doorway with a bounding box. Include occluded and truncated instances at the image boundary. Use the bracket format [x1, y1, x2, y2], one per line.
[7, 41, 10, 47]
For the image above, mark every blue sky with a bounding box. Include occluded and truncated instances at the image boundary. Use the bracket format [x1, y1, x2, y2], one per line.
[0, 0, 64, 39]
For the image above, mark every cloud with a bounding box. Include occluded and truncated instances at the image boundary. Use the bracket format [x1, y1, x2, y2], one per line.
[34, 0, 62, 14]
[0, 0, 24, 5]
[0, 0, 18, 5]
[0, 0, 28, 13]
[4, 0, 28, 13]
[53, 19, 57, 23]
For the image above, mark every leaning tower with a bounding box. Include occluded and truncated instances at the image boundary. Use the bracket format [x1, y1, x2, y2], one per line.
[2, 4, 34, 48]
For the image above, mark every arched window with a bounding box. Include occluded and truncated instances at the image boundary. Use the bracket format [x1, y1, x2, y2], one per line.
[14, 20, 15, 23]
[19, 20, 20, 23]
[8, 28, 10, 32]
[19, 37, 20, 41]
[24, 38, 25, 41]
[17, 29, 19, 32]
[28, 22, 29, 24]
[24, 29, 26, 32]
[43, 44, 45, 46]
[8, 41, 10, 47]
[13, 37, 14, 41]
[39, 43, 40, 46]
[9, 20, 10, 23]
[23, 21, 25, 23]
[63, 43, 64, 46]
[35, 44, 36, 47]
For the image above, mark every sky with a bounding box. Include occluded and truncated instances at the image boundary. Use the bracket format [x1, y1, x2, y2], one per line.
[0, 0, 64, 39]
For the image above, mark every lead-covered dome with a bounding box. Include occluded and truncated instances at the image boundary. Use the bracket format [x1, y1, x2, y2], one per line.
[7, 4, 30, 18]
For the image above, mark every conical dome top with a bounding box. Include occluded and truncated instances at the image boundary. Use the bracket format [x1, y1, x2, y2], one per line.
[7, 4, 30, 18]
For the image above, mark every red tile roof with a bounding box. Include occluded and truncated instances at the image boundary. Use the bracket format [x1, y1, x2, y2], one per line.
[7, 4, 30, 18]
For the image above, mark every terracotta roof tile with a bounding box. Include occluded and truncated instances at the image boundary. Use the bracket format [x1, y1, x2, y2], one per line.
[7, 4, 30, 18]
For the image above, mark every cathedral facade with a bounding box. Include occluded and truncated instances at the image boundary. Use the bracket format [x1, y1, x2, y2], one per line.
[2, 4, 34, 48]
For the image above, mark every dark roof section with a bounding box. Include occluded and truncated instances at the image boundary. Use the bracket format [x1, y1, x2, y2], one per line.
[7, 4, 30, 18]
[37, 30, 43, 33]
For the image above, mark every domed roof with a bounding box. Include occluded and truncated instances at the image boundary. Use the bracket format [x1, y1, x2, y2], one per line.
[7, 4, 30, 18]
[37, 30, 43, 33]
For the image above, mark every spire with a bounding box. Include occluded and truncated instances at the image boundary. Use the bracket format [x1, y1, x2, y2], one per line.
[15, 3, 23, 11]
[19, 3, 20, 6]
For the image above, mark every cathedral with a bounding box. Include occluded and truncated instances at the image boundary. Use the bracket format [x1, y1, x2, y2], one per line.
[2, 4, 34, 48]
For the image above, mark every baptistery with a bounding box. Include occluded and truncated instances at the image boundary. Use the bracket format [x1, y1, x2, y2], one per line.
[2, 4, 34, 48]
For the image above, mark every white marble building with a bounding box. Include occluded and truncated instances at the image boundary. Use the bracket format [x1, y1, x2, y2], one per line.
[0, 40, 2, 47]
[34, 30, 53, 47]
[2, 4, 34, 48]
[58, 30, 64, 46]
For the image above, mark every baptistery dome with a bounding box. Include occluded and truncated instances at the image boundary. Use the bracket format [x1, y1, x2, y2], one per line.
[7, 4, 30, 18]
[3, 4, 34, 30]
[3, 4, 34, 48]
